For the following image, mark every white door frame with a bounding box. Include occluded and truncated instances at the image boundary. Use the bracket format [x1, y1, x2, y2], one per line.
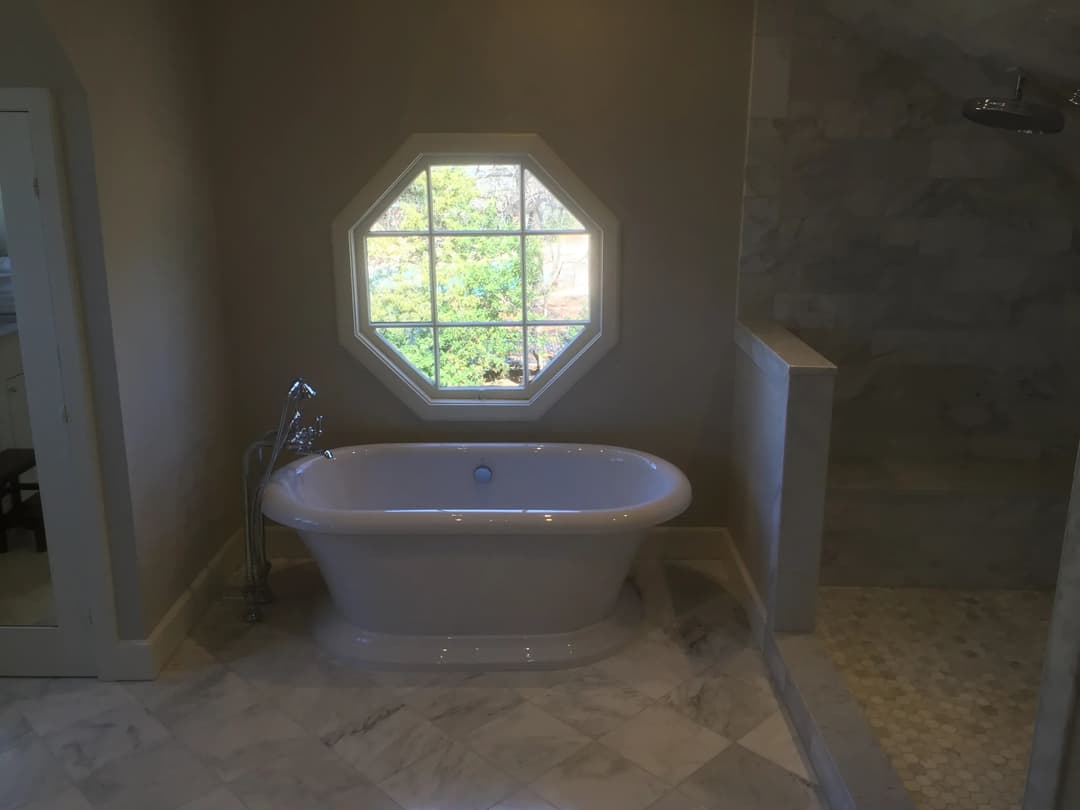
[0, 88, 121, 676]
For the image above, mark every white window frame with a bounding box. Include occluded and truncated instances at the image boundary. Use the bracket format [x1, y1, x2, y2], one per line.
[331, 133, 619, 421]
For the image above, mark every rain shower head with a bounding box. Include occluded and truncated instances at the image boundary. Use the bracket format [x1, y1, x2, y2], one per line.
[963, 74, 1065, 134]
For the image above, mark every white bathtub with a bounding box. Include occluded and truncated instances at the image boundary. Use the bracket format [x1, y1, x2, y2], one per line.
[261, 443, 691, 669]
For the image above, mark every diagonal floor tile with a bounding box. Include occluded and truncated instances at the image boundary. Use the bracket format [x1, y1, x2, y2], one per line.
[0, 735, 70, 810]
[268, 684, 410, 745]
[706, 646, 769, 681]
[406, 685, 524, 738]
[644, 792, 706, 810]
[681, 744, 819, 810]
[15, 787, 93, 810]
[175, 787, 247, 810]
[43, 703, 171, 780]
[531, 742, 668, 810]
[520, 667, 654, 737]
[660, 666, 779, 739]
[379, 739, 517, 810]
[490, 788, 559, 810]
[1, 563, 800, 810]
[172, 703, 307, 782]
[223, 627, 372, 695]
[737, 711, 812, 782]
[0, 696, 30, 753]
[226, 738, 376, 810]
[330, 703, 453, 783]
[467, 702, 590, 782]
[595, 635, 712, 700]
[131, 660, 257, 731]
[76, 742, 221, 810]
[657, 596, 750, 669]
[599, 705, 730, 785]
[325, 783, 402, 810]
[16, 681, 136, 737]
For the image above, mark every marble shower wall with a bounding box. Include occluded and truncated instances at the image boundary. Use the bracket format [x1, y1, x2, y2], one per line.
[740, 0, 1080, 587]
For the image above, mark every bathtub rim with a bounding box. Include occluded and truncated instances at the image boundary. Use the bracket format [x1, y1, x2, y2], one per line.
[261, 441, 692, 535]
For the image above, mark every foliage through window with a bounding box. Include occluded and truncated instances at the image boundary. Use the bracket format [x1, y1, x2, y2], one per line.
[359, 162, 591, 390]
[332, 134, 618, 420]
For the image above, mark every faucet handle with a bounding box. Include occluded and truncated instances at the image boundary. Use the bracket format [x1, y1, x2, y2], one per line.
[285, 413, 327, 456]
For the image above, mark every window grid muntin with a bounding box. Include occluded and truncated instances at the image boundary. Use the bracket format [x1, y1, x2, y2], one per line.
[424, 164, 440, 387]
[370, 229, 587, 238]
[519, 163, 529, 386]
[360, 156, 593, 394]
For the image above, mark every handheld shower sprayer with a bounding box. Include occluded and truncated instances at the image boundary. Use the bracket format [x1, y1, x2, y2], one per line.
[287, 378, 318, 401]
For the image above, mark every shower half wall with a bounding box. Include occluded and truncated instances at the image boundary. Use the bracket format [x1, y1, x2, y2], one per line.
[739, 0, 1080, 590]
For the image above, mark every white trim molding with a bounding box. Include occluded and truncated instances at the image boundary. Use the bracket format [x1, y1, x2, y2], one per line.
[0, 89, 121, 676]
[109, 530, 244, 680]
[331, 133, 620, 421]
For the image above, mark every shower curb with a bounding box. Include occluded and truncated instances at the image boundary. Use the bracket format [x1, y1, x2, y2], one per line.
[720, 532, 913, 810]
[764, 632, 915, 810]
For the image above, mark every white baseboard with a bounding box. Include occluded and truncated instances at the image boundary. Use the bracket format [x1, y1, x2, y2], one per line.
[719, 530, 768, 647]
[103, 530, 244, 680]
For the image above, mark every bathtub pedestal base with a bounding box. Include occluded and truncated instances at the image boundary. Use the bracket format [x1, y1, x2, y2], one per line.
[312, 583, 643, 671]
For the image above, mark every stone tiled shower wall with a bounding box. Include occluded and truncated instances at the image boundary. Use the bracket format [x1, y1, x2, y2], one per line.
[740, 0, 1080, 587]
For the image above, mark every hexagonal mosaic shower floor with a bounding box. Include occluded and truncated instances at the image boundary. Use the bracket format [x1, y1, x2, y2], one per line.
[817, 587, 1052, 810]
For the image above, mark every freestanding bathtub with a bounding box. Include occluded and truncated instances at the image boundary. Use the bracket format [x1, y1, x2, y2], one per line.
[261, 443, 692, 669]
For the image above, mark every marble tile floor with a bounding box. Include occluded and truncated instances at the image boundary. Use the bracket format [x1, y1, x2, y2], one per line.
[1, 559, 821, 810]
[818, 587, 1053, 810]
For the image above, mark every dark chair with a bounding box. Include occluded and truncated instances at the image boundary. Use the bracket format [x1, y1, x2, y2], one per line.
[0, 447, 40, 553]
[21, 493, 46, 552]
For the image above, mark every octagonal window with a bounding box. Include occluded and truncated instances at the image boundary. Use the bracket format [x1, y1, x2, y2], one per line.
[332, 134, 619, 420]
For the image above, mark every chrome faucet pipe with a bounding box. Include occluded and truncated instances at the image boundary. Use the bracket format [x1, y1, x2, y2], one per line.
[241, 377, 330, 622]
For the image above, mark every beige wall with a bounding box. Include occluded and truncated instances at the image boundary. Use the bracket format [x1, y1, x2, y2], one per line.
[31, 0, 236, 634]
[204, 0, 754, 525]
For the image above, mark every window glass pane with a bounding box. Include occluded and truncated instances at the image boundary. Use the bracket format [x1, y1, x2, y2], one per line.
[370, 171, 428, 232]
[365, 235, 432, 323]
[528, 325, 585, 379]
[435, 236, 522, 323]
[375, 327, 435, 383]
[438, 326, 524, 388]
[430, 164, 519, 231]
[524, 169, 585, 231]
[525, 234, 590, 321]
